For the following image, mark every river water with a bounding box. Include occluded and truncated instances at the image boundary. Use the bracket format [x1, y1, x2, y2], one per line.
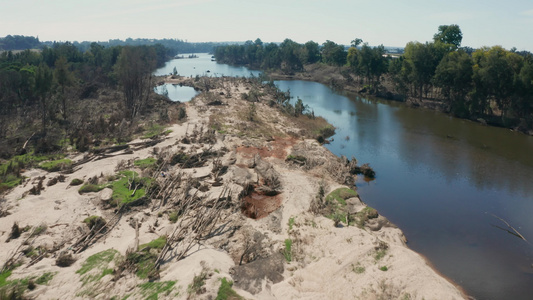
[155, 53, 533, 300]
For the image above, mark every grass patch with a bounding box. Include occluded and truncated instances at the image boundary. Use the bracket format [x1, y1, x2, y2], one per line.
[78, 183, 105, 194]
[134, 157, 157, 170]
[323, 187, 358, 226]
[138, 281, 176, 300]
[325, 188, 358, 206]
[0, 270, 56, 297]
[288, 217, 295, 231]
[379, 266, 388, 271]
[215, 278, 243, 300]
[38, 159, 72, 172]
[0, 152, 64, 192]
[0, 271, 12, 287]
[34, 272, 55, 285]
[123, 236, 167, 280]
[142, 123, 171, 139]
[77, 249, 119, 276]
[283, 239, 293, 262]
[110, 170, 152, 206]
[187, 270, 208, 297]
[355, 206, 378, 228]
[139, 236, 167, 251]
[76, 249, 119, 286]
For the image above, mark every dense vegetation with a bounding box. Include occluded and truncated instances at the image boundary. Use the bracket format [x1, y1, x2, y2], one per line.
[0, 35, 223, 55]
[0, 40, 181, 194]
[214, 25, 533, 132]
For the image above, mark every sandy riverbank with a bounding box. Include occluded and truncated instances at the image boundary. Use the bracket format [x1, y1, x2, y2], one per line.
[0, 76, 467, 299]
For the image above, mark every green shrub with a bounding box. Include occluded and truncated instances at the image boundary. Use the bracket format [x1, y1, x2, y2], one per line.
[39, 159, 72, 172]
[110, 171, 151, 206]
[70, 178, 84, 186]
[215, 278, 243, 300]
[379, 266, 388, 271]
[78, 184, 104, 194]
[283, 239, 293, 262]
[325, 188, 358, 206]
[168, 211, 178, 223]
[83, 216, 106, 230]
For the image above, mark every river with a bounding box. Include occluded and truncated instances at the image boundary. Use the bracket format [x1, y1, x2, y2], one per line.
[155, 53, 533, 300]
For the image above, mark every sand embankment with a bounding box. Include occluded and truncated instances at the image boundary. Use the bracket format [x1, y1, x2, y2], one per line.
[0, 76, 466, 299]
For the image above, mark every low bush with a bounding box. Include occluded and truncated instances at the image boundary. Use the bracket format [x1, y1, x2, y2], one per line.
[70, 178, 84, 186]
[56, 253, 76, 267]
[39, 159, 72, 172]
[78, 184, 104, 194]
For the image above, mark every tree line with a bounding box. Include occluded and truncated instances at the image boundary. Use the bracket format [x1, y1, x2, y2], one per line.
[0, 41, 172, 156]
[1, 35, 224, 55]
[213, 25, 533, 131]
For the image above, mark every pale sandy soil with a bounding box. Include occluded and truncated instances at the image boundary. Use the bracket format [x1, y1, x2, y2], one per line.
[0, 77, 467, 300]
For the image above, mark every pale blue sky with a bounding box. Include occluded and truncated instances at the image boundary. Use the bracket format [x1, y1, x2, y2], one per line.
[1, 0, 532, 50]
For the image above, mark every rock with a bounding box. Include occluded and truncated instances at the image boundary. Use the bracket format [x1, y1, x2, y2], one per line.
[98, 188, 113, 202]
[346, 197, 365, 214]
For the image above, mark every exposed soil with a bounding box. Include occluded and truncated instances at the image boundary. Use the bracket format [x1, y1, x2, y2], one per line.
[241, 191, 283, 219]
[235, 137, 298, 160]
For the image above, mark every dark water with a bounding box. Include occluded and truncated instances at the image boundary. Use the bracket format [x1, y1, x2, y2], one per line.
[155, 56, 533, 300]
[275, 80, 533, 300]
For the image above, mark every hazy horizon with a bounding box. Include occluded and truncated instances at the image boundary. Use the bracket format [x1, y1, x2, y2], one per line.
[1, 0, 532, 51]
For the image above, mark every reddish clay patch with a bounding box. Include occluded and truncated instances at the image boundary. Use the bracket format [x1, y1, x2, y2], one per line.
[241, 191, 283, 219]
[235, 137, 298, 160]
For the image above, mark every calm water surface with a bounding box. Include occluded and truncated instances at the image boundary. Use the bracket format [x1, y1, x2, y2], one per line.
[154, 53, 260, 78]
[154, 84, 198, 102]
[156, 54, 533, 300]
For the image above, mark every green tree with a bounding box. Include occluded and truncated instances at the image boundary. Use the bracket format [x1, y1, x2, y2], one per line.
[304, 41, 321, 64]
[434, 50, 473, 116]
[358, 44, 387, 86]
[279, 39, 303, 73]
[472, 46, 522, 122]
[321, 40, 346, 66]
[433, 24, 463, 50]
[402, 41, 447, 100]
[351, 38, 363, 48]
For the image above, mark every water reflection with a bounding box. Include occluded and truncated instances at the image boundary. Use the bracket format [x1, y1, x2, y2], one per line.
[154, 84, 198, 102]
[274, 80, 533, 300]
